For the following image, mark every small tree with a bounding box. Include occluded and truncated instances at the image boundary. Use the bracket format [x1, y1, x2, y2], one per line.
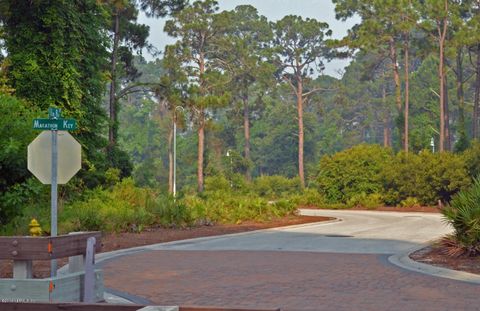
[273, 15, 332, 188]
[215, 5, 274, 180]
[164, 0, 229, 192]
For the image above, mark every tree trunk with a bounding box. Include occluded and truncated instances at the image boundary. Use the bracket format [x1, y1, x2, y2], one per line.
[382, 84, 391, 148]
[243, 94, 251, 181]
[474, 44, 480, 139]
[297, 75, 305, 189]
[404, 35, 410, 153]
[109, 10, 120, 147]
[456, 48, 467, 150]
[444, 74, 451, 151]
[439, 48, 446, 152]
[197, 52, 206, 193]
[438, 10, 447, 152]
[168, 116, 174, 194]
[390, 38, 403, 149]
[197, 109, 205, 193]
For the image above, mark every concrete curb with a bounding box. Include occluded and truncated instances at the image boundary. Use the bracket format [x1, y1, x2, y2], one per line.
[104, 289, 137, 304]
[94, 216, 342, 264]
[388, 243, 480, 285]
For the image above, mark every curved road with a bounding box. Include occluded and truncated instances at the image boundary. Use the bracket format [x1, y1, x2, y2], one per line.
[143, 209, 452, 254]
[101, 210, 480, 310]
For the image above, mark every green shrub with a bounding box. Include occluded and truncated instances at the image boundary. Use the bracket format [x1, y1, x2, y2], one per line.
[462, 141, 480, 179]
[0, 95, 40, 225]
[319, 202, 349, 210]
[110, 178, 153, 207]
[0, 178, 50, 235]
[316, 144, 392, 203]
[204, 175, 231, 192]
[383, 151, 470, 205]
[253, 175, 301, 198]
[441, 178, 480, 257]
[57, 176, 297, 234]
[347, 193, 383, 209]
[399, 197, 421, 208]
[150, 194, 193, 227]
[105, 168, 121, 187]
[60, 179, 155, 233]
[183, 190, 296, 224]
[288, 188, 325, 207]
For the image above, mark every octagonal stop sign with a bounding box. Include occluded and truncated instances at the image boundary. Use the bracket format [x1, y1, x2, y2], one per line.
[28, 131, 81, 184]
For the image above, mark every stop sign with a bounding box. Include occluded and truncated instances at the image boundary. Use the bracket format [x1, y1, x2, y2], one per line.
[28, 131, 81, 184]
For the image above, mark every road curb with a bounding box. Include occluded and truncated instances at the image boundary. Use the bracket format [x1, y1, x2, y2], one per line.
[388, 243, 480, 285]
[94, 215, 341, 264]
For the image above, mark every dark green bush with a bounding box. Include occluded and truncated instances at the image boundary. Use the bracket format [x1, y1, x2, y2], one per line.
[441, 178, 480, 256]
[60, 179, 155, 233]
[383, 151, 470, 205]
[253, 175, 301, 198]
[346, 192, 383, 209]
[316, 144, 392, 203]
[462, 141, 480, 179]
[0, 95, 41, 225]
[183, 189, 296, 224]
[204, 175, 232, 193]
[56, 177, 297, 234]
[288, 188, 326, 207]
[151, 194, 193, 227]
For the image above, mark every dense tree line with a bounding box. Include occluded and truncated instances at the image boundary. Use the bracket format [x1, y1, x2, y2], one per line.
[2, 0, 480, 216]
[120, 0, 480, 193]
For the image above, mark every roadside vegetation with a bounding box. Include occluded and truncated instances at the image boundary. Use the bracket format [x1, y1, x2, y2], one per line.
[441, 178, 480, 257]
[2, 143, 479, 237]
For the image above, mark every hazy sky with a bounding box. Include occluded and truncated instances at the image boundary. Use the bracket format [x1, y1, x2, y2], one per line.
[139, 0, 360, 77]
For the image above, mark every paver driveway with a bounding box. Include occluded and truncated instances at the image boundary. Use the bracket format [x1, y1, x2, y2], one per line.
[101, 210, 480, 310]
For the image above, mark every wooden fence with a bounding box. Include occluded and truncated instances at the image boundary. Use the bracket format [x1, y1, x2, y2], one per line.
[0, 232, 103, 302]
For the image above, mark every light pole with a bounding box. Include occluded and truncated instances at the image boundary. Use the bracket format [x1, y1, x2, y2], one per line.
[226, 149, 233, 188]
[173, 106, 185, 198]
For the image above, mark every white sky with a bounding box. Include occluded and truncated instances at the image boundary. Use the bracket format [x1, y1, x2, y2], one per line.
[139, 0, 360, 78]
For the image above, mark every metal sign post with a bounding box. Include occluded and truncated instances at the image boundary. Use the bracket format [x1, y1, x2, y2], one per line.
[49, 108, 59, 277]
[50, 128, 58, 277]
[30, 107, 78, 277]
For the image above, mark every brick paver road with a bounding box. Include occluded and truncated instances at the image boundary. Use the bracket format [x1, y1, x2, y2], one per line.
[103, 250, 479, 311]
[101, 211, 478, 310]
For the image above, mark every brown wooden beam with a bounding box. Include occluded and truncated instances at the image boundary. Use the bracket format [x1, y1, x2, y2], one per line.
[0, 303, 281, 311]
[0, 302, 142, 311]
[0, 232, 102, 260]
[180, 307, 281, 311]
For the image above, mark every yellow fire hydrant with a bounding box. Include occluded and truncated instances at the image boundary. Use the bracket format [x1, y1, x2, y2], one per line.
[29, 218, 43, 236]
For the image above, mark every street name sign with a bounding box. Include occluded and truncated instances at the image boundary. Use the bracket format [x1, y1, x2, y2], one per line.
[48, 107, 61, 119]
[33, 118, 77, 131]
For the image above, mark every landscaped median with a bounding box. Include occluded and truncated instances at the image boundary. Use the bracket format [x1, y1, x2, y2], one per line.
[406, 178, 480, 279]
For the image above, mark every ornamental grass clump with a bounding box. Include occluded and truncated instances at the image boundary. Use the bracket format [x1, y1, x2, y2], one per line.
[441, 178, 480, 257]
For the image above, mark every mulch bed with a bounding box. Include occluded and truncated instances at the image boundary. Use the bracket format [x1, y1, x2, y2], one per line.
[0, 215, 331, 279]
[301, 205, 440, 213]
[410, 244, 480, 275]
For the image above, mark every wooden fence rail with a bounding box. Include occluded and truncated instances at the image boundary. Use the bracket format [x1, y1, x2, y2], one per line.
[0, 303, 281, 311]
[0, 232, 102, 260]
[0, 232, 104, 303]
